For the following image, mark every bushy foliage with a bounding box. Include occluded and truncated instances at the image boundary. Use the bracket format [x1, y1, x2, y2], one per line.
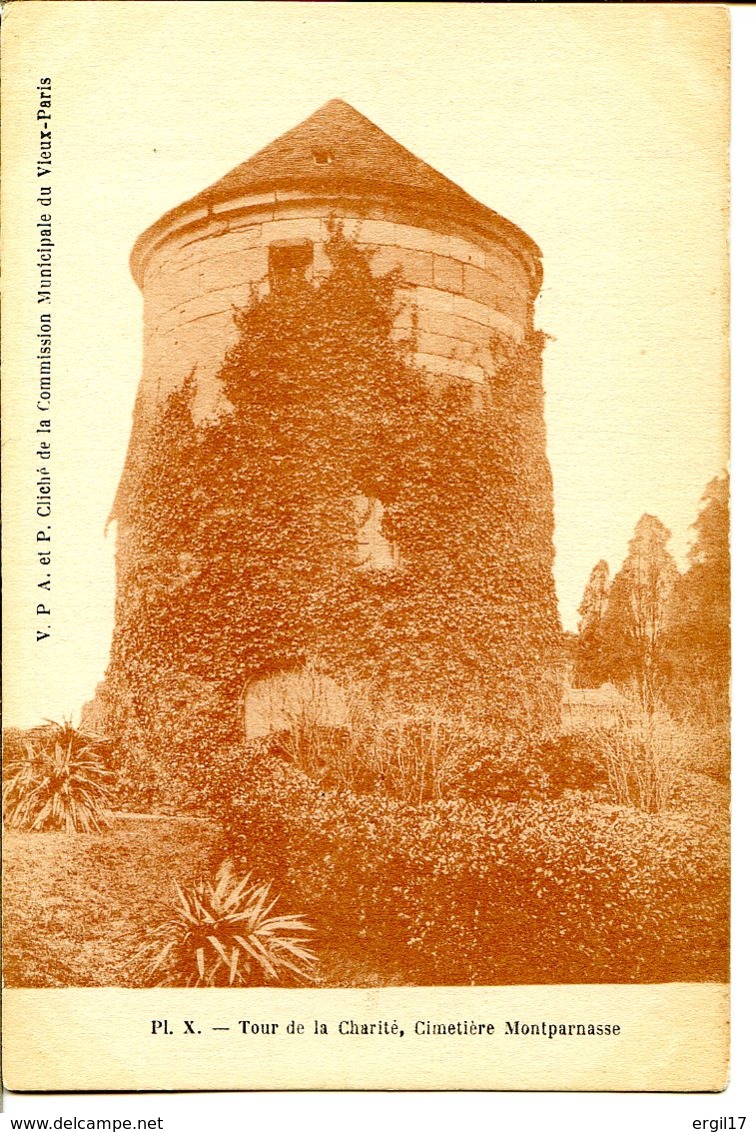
[573, 561, 611, 687]
[3, 721, 114, 833]
[527, 731, 610, 796]
[666, 474, 730, 690]
[576, 516, 680, 689]
[200, 745, 727, 984]
[130, 861, 317, 987]
[585, 688, 684, 813]
[241, 669, 563, 803]
[105, 230, 561, 781]
[574, 476, 729, 702]
[95, 670, 228, 813]
[662, 680, 729, 783]
[194, 678, 601, 808]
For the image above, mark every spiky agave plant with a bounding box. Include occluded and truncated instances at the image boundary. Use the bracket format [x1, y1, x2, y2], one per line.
[132, 862, 317, 987]
[3, 721, 113, 832]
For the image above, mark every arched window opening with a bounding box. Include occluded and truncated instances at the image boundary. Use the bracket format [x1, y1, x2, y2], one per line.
[354, 494, 399, 570]
[243, 669, 349, 742]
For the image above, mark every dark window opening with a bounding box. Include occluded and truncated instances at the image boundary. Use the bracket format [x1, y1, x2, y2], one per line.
[312, 148, 334, 166]
[268, 240, 314, 290]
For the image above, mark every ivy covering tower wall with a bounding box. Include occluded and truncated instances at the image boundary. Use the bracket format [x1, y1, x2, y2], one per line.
[104, 236, 561, 794]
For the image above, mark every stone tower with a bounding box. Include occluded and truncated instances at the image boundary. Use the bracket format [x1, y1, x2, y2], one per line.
[126, 98, 542, 425]
[107, 100, 560, 755]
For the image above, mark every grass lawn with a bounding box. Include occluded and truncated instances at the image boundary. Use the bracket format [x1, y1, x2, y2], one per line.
[3, 815, 222, 987]
[3, 813, 408, 988]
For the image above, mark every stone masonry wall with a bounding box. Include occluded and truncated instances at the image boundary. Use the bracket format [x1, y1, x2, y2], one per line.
[137, 194, 534, 422]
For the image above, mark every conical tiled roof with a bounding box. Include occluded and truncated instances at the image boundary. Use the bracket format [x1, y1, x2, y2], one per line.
[199, 98, 458, 204]
[133, 100, 540, 279]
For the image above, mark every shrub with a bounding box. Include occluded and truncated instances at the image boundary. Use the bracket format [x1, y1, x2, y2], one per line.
[663, 679, 729, 783]
[445, 739, 552, 801]
[98, 669, 236, 814]
[239, 663, 595, 807]
[587, 688, 684, 812]
[276, 681, 474, 803]
[529, 732, 609, 796]
[131, 861, 317, 987]
[240, 667, 544, 804]
[3, 720, 114, 833]
[255, 674, 606, 805]
[206, 747, 727, 985]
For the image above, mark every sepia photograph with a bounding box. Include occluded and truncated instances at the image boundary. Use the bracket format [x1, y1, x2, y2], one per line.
[1, 0, 735, 1098]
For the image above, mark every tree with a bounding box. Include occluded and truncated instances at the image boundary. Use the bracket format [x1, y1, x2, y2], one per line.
[597, 515, 680, 688]
[666, 475, 730, 688]
[578, 560, 611, 634]
[573, 560, 611, 686]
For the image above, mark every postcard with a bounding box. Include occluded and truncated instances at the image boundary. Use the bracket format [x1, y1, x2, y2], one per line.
[2, 1, 730, 1093]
